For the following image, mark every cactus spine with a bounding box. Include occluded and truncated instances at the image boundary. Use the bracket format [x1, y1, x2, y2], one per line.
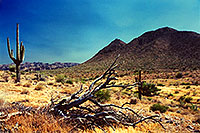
[7, 24, 25, 82]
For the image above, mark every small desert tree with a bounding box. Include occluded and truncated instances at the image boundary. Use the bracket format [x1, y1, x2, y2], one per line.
[7, 24, 25, 82]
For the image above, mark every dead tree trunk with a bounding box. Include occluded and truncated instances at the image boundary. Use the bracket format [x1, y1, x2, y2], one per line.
[48, 55, 165, 132]
[138, 70, 142, 100]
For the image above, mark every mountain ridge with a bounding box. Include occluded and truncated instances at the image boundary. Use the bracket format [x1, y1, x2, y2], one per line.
[83, 27, 200, 71]
[0, 62, 79, 71]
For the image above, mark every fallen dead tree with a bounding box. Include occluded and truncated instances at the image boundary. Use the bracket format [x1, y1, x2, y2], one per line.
[48, 55, 165, 132]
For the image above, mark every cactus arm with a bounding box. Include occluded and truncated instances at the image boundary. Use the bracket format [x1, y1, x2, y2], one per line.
[20, 41, 25, 62]
[7, 37, 16, 62]
[16, 23, 20, 60]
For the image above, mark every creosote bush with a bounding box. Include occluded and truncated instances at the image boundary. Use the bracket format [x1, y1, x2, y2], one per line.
[66, 80, 73, 84]
[140, 82, 161, 96]
[186, 86, 191, 89]
[185, 97, 193, 103]
[157, 83, 165, 86]
[95, 89, 111, 103]
[150, 103, 169, 113]
[179, 96, 193, 103]
[9, 65, 15, 72]
[175, 72, 183, 78]
[55, 74, 65, 84]
[189, 103, 198, 111]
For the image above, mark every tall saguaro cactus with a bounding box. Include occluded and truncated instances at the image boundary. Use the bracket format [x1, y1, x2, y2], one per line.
[7, 24, 25, 82]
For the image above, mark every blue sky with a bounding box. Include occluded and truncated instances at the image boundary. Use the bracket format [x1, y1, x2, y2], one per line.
[0, 0, 199, 64]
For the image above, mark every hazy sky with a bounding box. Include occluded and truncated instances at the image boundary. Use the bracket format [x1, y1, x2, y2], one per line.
[0, 0, 199, 64]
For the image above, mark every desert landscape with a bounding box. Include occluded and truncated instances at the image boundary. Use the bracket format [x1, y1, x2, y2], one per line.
[0, 25, 200, 132]
[0, 1, 200, 132]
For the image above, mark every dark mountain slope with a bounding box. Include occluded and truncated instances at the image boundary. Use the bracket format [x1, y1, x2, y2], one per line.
[83, 27, 200, 71]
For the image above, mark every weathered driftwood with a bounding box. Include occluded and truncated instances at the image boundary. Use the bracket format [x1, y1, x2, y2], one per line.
[49, 55, 165, 132]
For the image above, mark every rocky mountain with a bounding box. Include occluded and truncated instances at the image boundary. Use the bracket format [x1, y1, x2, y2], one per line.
[0, 62, 79, 71]
[85, 27, 200, 71]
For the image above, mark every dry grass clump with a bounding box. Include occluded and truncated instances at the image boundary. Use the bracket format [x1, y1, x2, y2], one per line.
[23, 82, 32, 87]
[47, 82, 54, 85]
[20, 89, 29, 95]
[0, 107, 70, 132]
[35, 83, 46, 91]
[0, 98, 6, 107]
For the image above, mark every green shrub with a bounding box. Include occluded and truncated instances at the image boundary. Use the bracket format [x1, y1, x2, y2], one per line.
[35, 84, 45, 91]
[180, 82, 190, 85]
[185, 97, 193, 103]
[140, 82, 161, 96]
[66, 80, 73, 84]
[157, 83, 165, 86]
[147, 97, 152, 101]
[81, 80, 86, 84]
[11, 74, 15, 78]
[178, 96, 185, 102]
[168, 93, 173, 97]
[186, 86, 191, 89]
[175, 91, 179, 94]
[9, 65, 15, 72]
[56, 74, 65, 84]
[175, 72, 183, 78]
[95, 89, 111, 103]
[150, 103, 169, 113]
[189, 103, 198, 111]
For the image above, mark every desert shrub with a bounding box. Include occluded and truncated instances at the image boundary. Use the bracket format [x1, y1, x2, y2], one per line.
[168, 93, 173, 97]
[180, 82, 190, 85]
[0, 98, 5, 107]
[140, 82, 161, 96]
[21, 71, 25, 75]
[11, 74, 15, 78]
[56, 74, 65, 84]
[178, 96, 193, 108]
[195, 81, 199, 85]
[186, 86, 191, 89]
[150, 103, 169, 113]
[185, 97, 193, 103]
[193, 91, 197, 96]
[47, 82, 54, 85]
[189, 103, 198, 111]
[2, 75, 9, 82]
[95, 89, 111, 103]
[174, 91, 179, 94]
[66, 80, 73, 84]
[175, 72, 183, 78]
[81, 79, 86, 84]
[9, 65, 15, 72]
[147, 97, 152, 101]
[20, 89, 29, 94]
[23, 82, 31, 87]
[178, 96, 185, 102]
[157, 83, 165, 86]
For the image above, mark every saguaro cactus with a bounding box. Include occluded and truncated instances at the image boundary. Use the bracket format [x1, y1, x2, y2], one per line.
[7, 24, 25, 82]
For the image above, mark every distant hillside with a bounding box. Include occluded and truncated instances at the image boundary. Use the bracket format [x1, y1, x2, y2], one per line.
[84, 27, 200, 71]
[0, 62, 79, 71]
